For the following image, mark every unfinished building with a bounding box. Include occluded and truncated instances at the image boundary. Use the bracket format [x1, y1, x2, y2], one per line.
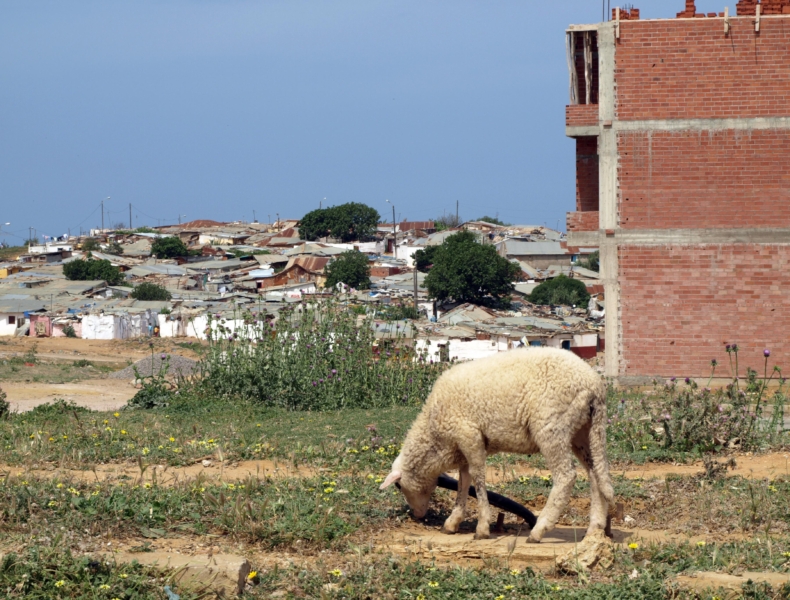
[565, 1, 790, 380]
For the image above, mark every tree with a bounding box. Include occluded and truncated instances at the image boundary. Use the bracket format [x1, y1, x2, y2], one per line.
[476, 216, 510, 226]
[151, 236, 189, 259]
[413, 245, 439, 273]
[424, 230, 520, 305]
[578, 251, 599, 272]
[324, 250, 371, 290]
[434, 213, 463, 231]
[130, 282, 172, 301]
[63, 258, 123, 285]
[105, 241, 124, 255]
[81, 238, 101, 252]
[300, 203, 380, 242]
[528, 274, 590, 307]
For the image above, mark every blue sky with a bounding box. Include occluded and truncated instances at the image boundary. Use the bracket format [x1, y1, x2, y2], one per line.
[0, 1, 731, 242]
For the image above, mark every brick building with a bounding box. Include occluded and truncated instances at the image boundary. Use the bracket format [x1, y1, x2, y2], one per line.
[564, 1, 790, 381]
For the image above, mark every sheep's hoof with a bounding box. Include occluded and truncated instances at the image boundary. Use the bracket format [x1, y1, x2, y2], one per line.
[440, 526, 457, 535]
[473, 531, 490, 540]
[525, 535, 542, 544]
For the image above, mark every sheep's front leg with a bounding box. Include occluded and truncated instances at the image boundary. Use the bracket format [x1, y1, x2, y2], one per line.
[441, 464, 470, 535]
[470, 461, 492, 540]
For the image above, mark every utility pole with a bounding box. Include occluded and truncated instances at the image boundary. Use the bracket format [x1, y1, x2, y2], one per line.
[252, 209, 257, 223]
[29, 227, 32, 248]
[413, 266, 418, 314]
[276, 213, 280, 231]
[129, 204, 132, 229]
[101, 198, 104, 232]
[456, 200, 459, 227]
[386, 199, 396, 259]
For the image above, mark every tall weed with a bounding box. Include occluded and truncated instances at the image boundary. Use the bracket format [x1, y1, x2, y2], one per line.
[199, 300, 450, 410]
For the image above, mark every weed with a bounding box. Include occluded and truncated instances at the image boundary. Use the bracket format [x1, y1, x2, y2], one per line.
[72, 359, 93, 368]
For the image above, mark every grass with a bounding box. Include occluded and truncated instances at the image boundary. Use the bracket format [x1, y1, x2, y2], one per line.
[0, 358, 120, 384]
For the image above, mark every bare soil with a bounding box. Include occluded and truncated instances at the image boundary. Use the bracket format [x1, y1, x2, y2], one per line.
[0, 336, 204, 364]
[3, 379, 137, 412]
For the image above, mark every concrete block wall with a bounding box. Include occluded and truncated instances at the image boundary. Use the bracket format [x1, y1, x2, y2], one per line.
[619, 244, 790, 377]
[618, 129, 790, 230]
[565, 8, 790, 379]
[615, 19, 790, 122]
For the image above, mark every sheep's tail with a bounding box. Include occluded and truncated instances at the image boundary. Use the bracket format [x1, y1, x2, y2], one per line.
[588, 382, 614, 504]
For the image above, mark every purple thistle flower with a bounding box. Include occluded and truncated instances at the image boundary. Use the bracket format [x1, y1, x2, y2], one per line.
[312, 381, 317, 386]
[161, 353, 166, 360]
[711, 359, 717, 367]
[726, 344, 731, 351]
[670, 377, 676, 382]
[319, 378, 324, 383]
[685, 377, 691, 384]
[331, 369, 337, 374]
[764, 349, 771, 357]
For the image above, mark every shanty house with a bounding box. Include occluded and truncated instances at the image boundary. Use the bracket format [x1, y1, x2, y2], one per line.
[0, 298, 45, 336]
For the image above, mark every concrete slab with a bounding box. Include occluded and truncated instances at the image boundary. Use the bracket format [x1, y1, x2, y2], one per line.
[677, 571, 790, 598]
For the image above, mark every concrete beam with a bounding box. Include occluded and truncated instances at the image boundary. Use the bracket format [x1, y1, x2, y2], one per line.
[614, 116, 790, 132]
[568, 227, 790, 247]
[565, 125, 599, 138]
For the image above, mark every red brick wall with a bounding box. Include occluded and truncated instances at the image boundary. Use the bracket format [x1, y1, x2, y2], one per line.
[618, 129, 790, 229]
[567, 211, 600, 232]
[566, 104, 599, 128]
[616, 19, 790, 121]
[619, 244, 790, 376]
[576, 136, 599, 212]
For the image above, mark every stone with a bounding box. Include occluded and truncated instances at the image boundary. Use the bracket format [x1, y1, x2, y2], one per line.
[676, 571, 790, 598]
[110, 551, 251, 596]
[555, 529, 613, 574]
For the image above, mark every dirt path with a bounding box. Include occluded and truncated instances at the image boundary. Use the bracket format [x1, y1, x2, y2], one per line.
[3, 379, 137, 412]
[3, 452, 789, 488]
[0, 337, 203, 362]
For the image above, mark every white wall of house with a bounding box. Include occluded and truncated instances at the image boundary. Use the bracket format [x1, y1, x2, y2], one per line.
[0, 313, 23, 336]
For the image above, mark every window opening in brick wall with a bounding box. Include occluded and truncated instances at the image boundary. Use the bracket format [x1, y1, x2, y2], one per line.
[576, 136, 600, 212]
[8, 315, 15, 325]
[566, 31, 599, 105]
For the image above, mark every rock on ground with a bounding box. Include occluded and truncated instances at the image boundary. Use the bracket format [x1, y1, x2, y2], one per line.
[555, 529, 613, 574]
[109, 354, 199, 381]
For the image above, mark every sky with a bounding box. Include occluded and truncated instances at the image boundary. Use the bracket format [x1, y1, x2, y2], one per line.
[0, 0, 732, 243]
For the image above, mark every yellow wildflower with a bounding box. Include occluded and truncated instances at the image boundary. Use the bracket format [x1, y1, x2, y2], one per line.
[169, 436, 176, 442]
[113, 412, 119, 418]
[628, 543, 639, 549]
[55, 580, 66, 587]
[428, 581, 439, 588]
[56, 483, 64, 489]
[504, 585, 514, 590]
[510, 569, 520, 575]
[142, 447, 149, 455]
[697, 541, 706, 547]
[99, 584, 111, 590]
[328, 569, 342, 577]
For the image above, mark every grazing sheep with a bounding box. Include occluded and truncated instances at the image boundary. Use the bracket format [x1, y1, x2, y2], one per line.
[380, 347, 614, 542]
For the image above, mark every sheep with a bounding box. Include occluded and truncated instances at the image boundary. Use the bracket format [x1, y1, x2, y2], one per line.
[380, 346, 614, 542]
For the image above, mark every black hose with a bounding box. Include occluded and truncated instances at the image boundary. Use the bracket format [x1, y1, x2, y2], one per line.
[436, 473, 538, 528]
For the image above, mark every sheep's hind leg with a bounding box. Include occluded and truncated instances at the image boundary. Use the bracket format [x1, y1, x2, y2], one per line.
[441, 464, 470, 535]
[527, 436, 576, 543]
[572, 433, 609, 538]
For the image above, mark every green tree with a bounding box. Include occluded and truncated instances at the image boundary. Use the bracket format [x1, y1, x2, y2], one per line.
[81, 238, 101, 252]
[413, 245, 439, 273]
[151, 236, 189, 259]
[476, 216, 510, 226]
[424, 230, 520, 305]
[63, 259, 123, 285]
[105, 241, 124, 255]
[324, 250, 371, 290]
[578, 250, 599, 272]
[130, 282, 172, 301]
[528, 274, 590, 307]
[300, 203, 380, 242]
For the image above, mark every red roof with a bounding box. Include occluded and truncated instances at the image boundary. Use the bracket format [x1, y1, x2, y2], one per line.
[179, 219, 228, 229]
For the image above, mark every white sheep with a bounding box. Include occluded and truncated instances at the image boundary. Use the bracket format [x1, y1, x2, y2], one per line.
[380, 346, 614, 542]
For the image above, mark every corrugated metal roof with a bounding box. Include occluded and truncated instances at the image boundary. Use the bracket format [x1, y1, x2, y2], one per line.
[497, 240, 567, 256]
[287, 256, 330, 274]
[0, 299, 46, 313]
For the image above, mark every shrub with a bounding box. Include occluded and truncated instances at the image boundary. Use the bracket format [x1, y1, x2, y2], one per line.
[63, 259, 123, 285]
[62, 325, 77, 338]
[130, 282, 172, 301]
[151, 236, 189, 259]
[424, 230, 519, 305]
[324, 250, 371, 290]
[0, 386, 8, 419]
[199, 300, 450, 410]
[528, 274, 590, 307]
[81, 238, 101, 252]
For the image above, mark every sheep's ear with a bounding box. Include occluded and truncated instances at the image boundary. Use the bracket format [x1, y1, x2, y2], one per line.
[380, 470, 402, 490]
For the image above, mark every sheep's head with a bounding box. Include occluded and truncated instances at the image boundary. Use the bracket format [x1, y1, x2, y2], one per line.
[380, 455, 436, 519]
